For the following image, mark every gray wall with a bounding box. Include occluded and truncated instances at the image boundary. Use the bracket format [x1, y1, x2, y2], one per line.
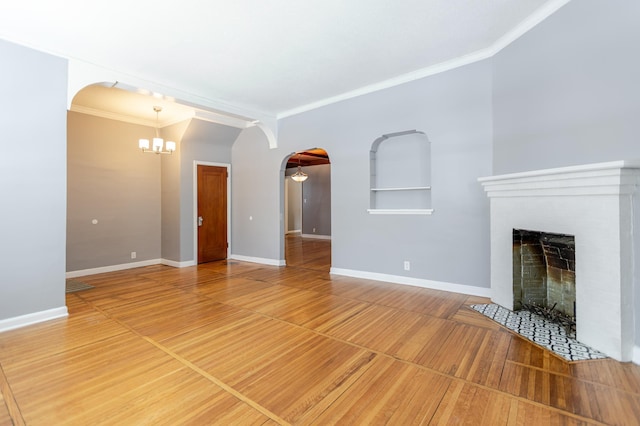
[178, 120, 240, 261]
[231, 126, 283, 261]
[493, 0, 640, 174]
[67, 112, 162, 271]
[0, 39, 67, 320]
[231, 60, 493, 286]
[161, 121, 189, 262]
[301, 164, 331, 236]
[491, 0, 640, 355]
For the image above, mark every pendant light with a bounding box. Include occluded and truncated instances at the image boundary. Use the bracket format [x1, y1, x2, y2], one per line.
[291, 153, 308, 182]
[138, 106, 176, 154]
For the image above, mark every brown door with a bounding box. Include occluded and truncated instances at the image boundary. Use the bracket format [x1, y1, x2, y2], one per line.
[197, 165, 228, 263]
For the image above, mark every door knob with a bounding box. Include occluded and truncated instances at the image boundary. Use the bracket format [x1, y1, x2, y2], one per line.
[198, 216, 204, 227]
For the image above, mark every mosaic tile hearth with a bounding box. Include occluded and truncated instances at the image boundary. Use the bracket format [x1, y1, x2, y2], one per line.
[471, 303, 606, 361]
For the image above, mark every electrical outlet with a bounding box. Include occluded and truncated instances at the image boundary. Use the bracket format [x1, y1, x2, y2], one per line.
[313, 228, 316, 233]
[131, 251, 137, 259]
[404, 260, 410, 271]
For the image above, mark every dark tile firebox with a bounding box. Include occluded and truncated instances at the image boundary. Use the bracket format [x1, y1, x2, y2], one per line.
[513, 229, 575, 317]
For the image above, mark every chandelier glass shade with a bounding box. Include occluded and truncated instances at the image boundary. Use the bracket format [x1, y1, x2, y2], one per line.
[139, 106, 176, 154]
[291, 166, 308, 182]
[291, 153, 308, 182]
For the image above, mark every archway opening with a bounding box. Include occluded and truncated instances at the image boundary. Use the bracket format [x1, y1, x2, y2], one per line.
[283, 148, 332, 270]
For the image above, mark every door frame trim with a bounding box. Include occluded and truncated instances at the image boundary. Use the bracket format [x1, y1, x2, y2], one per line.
[193, 161, 231, 262]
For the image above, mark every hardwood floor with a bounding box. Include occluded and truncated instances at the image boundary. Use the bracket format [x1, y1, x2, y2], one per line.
[1, 235, 640, 424]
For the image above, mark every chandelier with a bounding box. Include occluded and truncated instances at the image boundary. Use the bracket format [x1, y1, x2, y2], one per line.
[138, 106, 176, 154]
[291, 153, 308, 182]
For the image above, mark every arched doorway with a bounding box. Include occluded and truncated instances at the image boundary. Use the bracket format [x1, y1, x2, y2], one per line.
[283, 149, 332, 269]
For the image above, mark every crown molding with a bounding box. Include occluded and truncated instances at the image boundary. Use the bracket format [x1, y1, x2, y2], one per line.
[277, 48, 494, 119]
[64, 0, 572, 125]
[488, 0, 572, 55]
[277, 0, 572, 119]
[71, 103, 258, 130]
[70, 104, 194, 127]
[71, 104, 152, 126]
[193, 110, 253, 129]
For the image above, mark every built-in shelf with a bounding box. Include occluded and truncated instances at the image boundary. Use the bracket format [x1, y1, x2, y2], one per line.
[369, 130, 432, 211]
[367, 208, 434, 215]
[371, 186, 431, 191]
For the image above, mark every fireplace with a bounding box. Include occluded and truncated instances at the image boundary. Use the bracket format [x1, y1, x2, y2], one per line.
[513, 229, 575, 319]
[479, 160, 640, 362]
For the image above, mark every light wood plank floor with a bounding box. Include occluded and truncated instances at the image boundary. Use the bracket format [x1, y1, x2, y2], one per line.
[2, 235, 640, 425]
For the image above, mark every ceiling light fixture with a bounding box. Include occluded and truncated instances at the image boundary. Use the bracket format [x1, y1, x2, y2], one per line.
[291, 153, 308, 182]
[138, 106, 176, 154]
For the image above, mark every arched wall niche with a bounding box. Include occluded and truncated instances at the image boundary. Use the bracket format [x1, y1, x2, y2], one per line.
[369, 130, 433, 214]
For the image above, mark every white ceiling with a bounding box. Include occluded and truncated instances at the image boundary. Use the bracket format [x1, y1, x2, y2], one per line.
[0, 0, 569, 122]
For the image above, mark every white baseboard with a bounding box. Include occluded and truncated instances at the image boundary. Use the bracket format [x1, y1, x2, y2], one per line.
[161, 259, 196, 268]
[633, 346, 640, 365]
[66, 259, 163, 278]
[66, 258, 200, 278]
[0, 306, 68, 333]
[301, 234, 331, 240]
[330, 267, 491, 298]
[229, 254, 286, 266]
[286, 229, 301, 235]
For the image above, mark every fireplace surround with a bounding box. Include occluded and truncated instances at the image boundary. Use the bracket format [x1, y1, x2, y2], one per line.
[479, 160, 640, 362]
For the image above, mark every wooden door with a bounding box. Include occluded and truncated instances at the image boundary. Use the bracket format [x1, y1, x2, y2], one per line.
[197, 165, 228, 263]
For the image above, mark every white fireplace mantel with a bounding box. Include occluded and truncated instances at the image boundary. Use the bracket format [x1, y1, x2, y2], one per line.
[479, 160, 640, 362]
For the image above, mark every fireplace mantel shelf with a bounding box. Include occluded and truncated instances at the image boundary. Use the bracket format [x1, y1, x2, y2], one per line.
[479, 160, 640, 197]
